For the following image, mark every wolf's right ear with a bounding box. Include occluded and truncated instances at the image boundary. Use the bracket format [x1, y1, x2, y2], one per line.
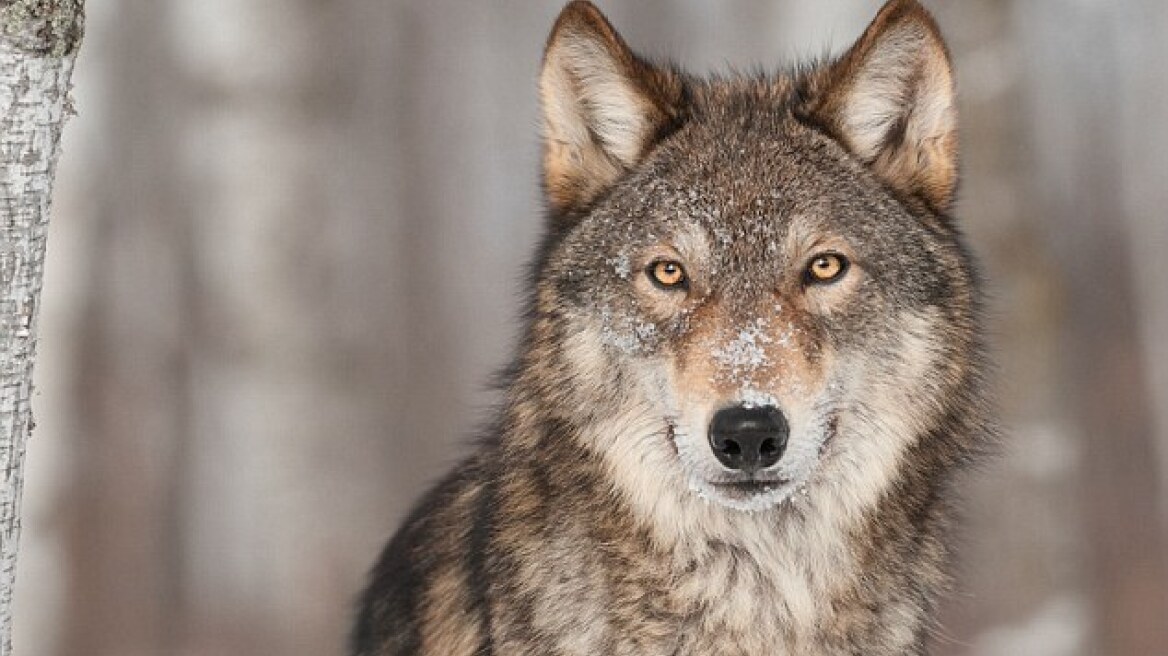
[540, 1, 685, 219]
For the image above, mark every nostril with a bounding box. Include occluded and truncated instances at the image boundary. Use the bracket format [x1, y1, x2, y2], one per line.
[708, 404, 790, 472]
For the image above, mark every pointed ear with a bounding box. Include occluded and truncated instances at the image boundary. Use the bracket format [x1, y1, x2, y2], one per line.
[540, 1, 685, 218]
[801, 0, 958, 213]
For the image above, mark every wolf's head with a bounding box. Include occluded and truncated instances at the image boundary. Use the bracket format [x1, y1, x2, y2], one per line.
[521, 0, 986, 519]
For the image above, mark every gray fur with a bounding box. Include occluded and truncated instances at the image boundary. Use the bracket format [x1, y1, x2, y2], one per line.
[352, 1, 992, 654]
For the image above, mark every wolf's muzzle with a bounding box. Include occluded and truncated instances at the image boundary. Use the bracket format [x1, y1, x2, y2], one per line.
[708, 405, 789, 474]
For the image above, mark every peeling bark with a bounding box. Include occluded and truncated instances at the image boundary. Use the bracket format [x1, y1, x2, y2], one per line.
[0, 2, 82, 653]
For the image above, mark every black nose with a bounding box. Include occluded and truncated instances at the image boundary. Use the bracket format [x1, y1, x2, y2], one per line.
[708, 405, 789, 474]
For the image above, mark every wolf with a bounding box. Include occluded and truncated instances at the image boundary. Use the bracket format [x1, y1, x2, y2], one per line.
[352, 0, 992, 654]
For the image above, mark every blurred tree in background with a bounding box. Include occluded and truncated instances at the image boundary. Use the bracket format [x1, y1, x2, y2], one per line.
[0, 1, 83, 654]
[11, 1, 1168, 655]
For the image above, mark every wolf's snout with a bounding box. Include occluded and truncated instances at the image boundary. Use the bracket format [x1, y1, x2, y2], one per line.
[708, 405, 789, 474]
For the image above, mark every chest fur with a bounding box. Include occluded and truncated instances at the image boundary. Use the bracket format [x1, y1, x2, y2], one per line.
[606, 541, 920, 656]
[664, 543, 824, 655]
[513, 536, 834, 655]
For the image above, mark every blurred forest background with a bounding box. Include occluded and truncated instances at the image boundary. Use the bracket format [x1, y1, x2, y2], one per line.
[10, 0, 1168, 654]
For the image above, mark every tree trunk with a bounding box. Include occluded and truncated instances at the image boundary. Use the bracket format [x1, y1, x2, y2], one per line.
[0, 2, 83, 653]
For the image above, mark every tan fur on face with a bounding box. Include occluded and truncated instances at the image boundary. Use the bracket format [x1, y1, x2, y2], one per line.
[677, 303, 824, 404]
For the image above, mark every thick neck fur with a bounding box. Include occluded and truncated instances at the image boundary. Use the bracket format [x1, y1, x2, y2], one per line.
[498, 365, 957, 653]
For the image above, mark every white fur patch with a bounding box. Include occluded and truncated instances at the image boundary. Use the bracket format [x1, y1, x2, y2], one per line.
[577, 378, 860, 647]
[814, 310, 945, 525]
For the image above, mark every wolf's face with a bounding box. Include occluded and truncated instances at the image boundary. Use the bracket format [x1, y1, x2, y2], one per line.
[533, 1, 978, 514]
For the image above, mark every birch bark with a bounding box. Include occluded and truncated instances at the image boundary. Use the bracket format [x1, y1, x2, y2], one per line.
[0, 2, 83, 653]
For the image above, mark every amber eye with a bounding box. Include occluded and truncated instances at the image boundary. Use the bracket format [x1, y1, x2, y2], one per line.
[805, 253, 849, 284]
[647, 260, 688, 290]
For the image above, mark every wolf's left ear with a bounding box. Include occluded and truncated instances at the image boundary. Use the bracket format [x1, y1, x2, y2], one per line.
[801, 0, 958, 213]
[540, 1, 685, 219]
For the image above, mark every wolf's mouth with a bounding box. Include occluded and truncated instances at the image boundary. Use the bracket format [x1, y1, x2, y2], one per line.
[667, 419, 808, 509]
[709, 479, 788, 498]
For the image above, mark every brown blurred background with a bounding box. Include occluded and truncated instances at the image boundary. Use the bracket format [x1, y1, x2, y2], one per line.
[11, 0, 1168, 654]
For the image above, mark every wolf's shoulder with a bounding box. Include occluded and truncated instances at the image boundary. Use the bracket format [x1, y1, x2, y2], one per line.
[350, 453, 494, 655]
